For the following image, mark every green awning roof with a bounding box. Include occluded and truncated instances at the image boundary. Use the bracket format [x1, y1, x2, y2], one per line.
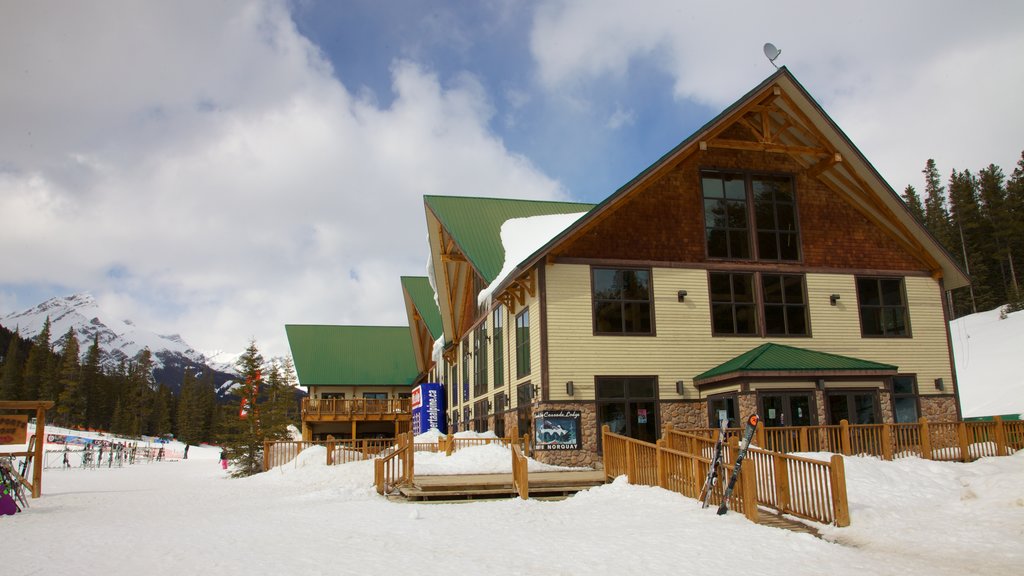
[285, 325, 418, 387]
[424, 195, 594, 283]
[401, 276, 442, 340]
[695, 343, 898, 385]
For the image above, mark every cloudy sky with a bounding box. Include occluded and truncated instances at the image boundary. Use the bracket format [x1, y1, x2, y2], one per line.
[1, 0, 1022, 358]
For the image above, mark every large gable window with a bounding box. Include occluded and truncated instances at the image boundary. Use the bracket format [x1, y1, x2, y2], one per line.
[492, 306, 504, 390]
[473, 324, 488, 397]
[703, 173, 750, 259]
[856, 277, 910, 337]
[593, 268, 653, 335]
[702, 172, 800, 262]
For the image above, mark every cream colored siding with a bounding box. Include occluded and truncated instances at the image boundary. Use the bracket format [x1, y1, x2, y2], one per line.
[824, 381, 886, 389]
[749, 382, 817, 390]
[546, 265, 955, 401]
[313, 385, 409, 398]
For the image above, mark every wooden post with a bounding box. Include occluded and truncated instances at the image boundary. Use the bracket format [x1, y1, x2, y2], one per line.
[993, 416, 1007, 457]
[919, 417, 932, 460]
[625, 440, 635, 483]
[799, 427, 809, 452]
[741, 456, 759, 523]
[958, 422, 970, 462]
[829, 455, 850, 527]
[656, 439, 667, 489]
[33, 405, 46, 498]
[350, 420, 357, 440]
[601, 425, 610, 476]
[374, 458, 383, 495]
[326, 438, 335, 466]
[523, 433, 530, 458]
[881, 423, 893, 461]
[406, 432, 415, 482]
[755, 420, 765, 448]
[263, 441, 271, 472]
[773, 453, 790, 514]
[839, 419, 851, 456]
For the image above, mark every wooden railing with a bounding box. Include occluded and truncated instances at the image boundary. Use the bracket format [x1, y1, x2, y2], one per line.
[374, 432, 414, 495]
[262, 438, 396, 471]
[602, 425, 759, 523]
[441, 435, 527, 456]
[512, 444, 528, 500]
[301, 398, 412, 418]
[745, 446, 849, 526]
[662, 426, 849, 526]
[672, 416, 1021, 463]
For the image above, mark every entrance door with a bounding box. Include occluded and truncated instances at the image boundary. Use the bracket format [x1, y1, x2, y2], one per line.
[597, 377, 658, 450]
[760, 392, 815, 427]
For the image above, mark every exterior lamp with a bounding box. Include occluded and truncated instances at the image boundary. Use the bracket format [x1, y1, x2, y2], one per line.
[566, 381, 574, 396]
[678, 290, 688, 302]
[830, 294, 841, 306]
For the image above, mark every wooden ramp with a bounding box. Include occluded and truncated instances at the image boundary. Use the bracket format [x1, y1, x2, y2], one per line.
[399, 470, 607, 502]
[756, 510, 821, 537]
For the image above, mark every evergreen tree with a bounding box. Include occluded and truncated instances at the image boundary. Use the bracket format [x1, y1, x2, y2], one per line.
[947, 169, 995, 315]
[175, 368, 200, 444]
[148, 384, 173, 436]
[0, 328, 24, 400]
[217, 340, 286, 477]
[21, 317, 53, 400]
[902, 185, 926, 223]
[81, 335, 104, 429]
[55, 328, 85, 426]
[126, 349, 156, 436]
[922, 159, 954, 251]
[1003, 152, 1024, 304]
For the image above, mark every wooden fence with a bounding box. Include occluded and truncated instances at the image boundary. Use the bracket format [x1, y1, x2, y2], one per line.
[602, 425, 760, 523]
[673, 416, 1022, 463]
[512, 444, 528, 500]
[374, 432, 414, 495]
[262, 438, 396, 471]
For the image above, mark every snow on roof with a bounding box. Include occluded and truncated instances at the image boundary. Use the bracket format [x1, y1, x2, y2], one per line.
[477, 211, 589, 307]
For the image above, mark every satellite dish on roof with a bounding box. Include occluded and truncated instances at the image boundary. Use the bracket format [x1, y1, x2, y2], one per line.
[763, 43, 782, 69]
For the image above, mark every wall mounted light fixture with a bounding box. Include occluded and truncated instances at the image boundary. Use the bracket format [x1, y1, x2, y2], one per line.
[675, 380, 685, 395]
[830, 294, 841, 306]
[934, 378, 945, 391]
[566, 381, 574, 396]
[678, 290, 688, 303]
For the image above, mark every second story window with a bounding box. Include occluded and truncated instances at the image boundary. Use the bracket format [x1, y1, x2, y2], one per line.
[856, 277, 910, 337]
[702, 173, 750, 259]
[762, 274, 808, 336]
[474, 324, 488, 396]
[493, 306, 505, 389]
[709, 272, 757, 335]
[593, 268, 653, 334]
[516, 309, 531, 378]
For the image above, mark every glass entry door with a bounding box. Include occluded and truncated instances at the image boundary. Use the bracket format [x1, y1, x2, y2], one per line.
[597, 377, 658, 450]
[760, 392, 815, 427]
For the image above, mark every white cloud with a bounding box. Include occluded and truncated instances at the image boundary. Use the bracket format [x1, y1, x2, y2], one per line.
[530, 0, 1024, 192]
[0, 0, 564, 357]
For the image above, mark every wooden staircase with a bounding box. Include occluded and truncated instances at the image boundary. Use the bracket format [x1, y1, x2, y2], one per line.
[398, 470, 607, 502]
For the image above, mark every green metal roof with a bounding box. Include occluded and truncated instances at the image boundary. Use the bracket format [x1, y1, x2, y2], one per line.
[400, 276, 442, 340]
[285, 325, 418, 387]
[695, 343, 898, 383]
[424, 195, 595, 283]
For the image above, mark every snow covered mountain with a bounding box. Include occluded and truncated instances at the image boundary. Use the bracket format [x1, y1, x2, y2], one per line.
[0, 293, 236, 394]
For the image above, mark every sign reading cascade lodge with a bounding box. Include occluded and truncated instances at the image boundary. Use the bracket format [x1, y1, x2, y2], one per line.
[534, 410, 581, 450]
[0, 414, 28, 445]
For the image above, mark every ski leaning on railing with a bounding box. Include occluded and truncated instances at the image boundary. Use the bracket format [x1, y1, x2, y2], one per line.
[717, 413, 760, 516]
[700, 417, 729, 508]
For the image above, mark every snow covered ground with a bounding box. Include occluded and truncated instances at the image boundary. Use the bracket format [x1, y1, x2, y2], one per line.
[951, 306, 1024, 418]
[2, 435, 1022, 575]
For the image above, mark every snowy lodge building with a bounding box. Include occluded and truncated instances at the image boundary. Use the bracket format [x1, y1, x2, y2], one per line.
[289, 68, 968, 466]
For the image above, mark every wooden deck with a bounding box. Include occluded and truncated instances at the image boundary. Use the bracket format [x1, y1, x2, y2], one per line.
[400, 470, 607, 502]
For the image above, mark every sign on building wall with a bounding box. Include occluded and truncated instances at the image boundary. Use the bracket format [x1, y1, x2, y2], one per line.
[534, 410, 581, 451]
[0, 415, 28, 445]
[412, 383, 447, 434]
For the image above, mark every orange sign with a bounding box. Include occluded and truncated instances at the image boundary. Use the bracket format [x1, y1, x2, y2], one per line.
[0, 415, 28, 445]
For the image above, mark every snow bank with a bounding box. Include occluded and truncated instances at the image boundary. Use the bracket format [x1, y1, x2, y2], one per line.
[950, 306, 1024, 418]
